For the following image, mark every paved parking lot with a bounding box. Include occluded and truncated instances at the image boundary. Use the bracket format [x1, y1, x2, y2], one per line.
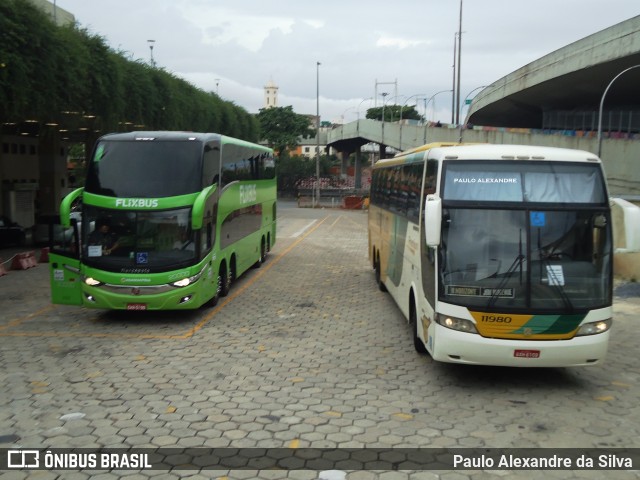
[1, 200, 640, 479]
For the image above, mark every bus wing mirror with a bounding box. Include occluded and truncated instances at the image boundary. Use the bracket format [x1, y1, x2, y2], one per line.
[424, 194, 442, 247]
[60, 187, 84, 228]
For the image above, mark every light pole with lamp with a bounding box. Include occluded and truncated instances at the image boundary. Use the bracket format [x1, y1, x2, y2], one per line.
[357, 97, 374, 120]
[147, 39, 156, 67]
[597, 64, 640, 158]
[356, 97, 373, 140]
[380, 92, 389, 158]
[458, 85, 487, 141]
[341, 106, 356, 124]
[399, 94, 427, 150]
[424, 89, 453, 144]
[315, 61, 321, 208]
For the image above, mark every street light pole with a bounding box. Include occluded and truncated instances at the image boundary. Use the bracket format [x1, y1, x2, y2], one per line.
[455, 0, 463, 125]
[400, 94, 427, 150]
[597, 64, 640, 158]
[147, 39, 156, 67]
[459, 85, 488, 142]
[316, 61, 321, 208]
[380, 92, 389, 159]
[452, 32, 457, 125]
[424, 89, 453, 144]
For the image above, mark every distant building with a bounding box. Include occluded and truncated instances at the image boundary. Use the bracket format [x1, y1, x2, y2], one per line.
[264, 79, 279, 109]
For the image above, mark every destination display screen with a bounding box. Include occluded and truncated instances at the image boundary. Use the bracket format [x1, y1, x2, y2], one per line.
[442, 161, 606, 203]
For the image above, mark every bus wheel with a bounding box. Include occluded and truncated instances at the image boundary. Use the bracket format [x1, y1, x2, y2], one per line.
[375, 256, 386, 292]
[220, 264, 231, 297]
[260, 237, 267, 263]
[411, 299, 427, 354]
[206, 277, 220, 307]
[253, 238, 266, 268]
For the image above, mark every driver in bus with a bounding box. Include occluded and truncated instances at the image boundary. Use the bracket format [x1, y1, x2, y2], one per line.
[173, 227, 195, 252]
[88, 217, 120, 256]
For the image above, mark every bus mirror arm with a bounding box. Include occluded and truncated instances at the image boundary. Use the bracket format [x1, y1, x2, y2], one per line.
[424, 194, 442, 247]
[191, 184, 217, 230]
[60, 187, 84, 228]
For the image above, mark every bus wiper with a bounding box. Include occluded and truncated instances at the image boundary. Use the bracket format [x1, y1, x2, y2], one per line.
[487, 254, 524, 308]
[487, 229, 524, 309]
[539, 257, 574, 311]
[537, 230, 574, 312]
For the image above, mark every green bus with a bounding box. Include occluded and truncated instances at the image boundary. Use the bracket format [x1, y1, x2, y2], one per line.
[49, 131, 276, 310]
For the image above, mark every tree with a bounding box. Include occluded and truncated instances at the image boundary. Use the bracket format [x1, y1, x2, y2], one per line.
[366, 104, 422, 122]
[0, 0, 259, 141]
[256, 106, 314, 157]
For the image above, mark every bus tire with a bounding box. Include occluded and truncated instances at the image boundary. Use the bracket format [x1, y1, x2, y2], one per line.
[375, 254, 386, 292]
[410, 297, 427, 354]
[220, 263, 231, 297]
[253, 237, 266, 268]
[206, 281, 219, 307]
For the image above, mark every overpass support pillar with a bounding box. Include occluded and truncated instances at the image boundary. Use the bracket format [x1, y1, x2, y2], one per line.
[340, 151, 349, 177]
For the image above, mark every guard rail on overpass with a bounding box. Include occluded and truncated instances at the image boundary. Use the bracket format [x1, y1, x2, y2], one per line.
[327, 119, 640, 198]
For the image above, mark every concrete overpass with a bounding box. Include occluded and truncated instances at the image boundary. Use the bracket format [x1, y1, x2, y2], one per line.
[468, 16, 640, 129]
[328, 16, 640, 199]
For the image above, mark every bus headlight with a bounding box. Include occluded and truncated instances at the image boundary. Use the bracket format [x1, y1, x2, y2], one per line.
[84, 277, 103, 286]
[436, 314, 478, 334]
[171, 271, 202, 288]
[576, 318, 612, 336]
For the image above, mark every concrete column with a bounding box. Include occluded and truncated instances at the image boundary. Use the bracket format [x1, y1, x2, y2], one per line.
[354, 149, 362, 189]
[340, 151, 348, 177]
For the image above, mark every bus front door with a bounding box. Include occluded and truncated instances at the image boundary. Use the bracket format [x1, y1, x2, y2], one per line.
[49, 219, 83, 305]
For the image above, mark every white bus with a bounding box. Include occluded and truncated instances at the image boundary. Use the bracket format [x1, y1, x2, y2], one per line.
[369, 143, 613, 367]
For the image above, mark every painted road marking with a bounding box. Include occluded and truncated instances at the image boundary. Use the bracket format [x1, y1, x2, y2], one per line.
[290, 219, 318, 238]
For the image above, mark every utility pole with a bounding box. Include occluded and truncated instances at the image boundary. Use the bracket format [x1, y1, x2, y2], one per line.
[455, 0, 463, 125]
[316, 61, 321, 207]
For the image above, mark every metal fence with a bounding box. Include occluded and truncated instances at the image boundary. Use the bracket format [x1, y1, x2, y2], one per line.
[543, 109, 640, 134]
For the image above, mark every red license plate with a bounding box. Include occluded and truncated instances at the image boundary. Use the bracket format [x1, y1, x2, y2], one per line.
[126, 303, 147, 311]
[514, 349, 540, 358]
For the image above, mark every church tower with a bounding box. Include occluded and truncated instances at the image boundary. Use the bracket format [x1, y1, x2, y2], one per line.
[264, 79, 279, 109]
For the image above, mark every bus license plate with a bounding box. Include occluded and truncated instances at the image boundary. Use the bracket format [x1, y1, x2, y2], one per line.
[514, 349, 540, 358]
[127, 303, 147, 311]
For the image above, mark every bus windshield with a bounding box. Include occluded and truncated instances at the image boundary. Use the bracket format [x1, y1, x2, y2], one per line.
[85, 140, 203, 197]
[439, 161, 611, 312]
[82, 205, 198, 273]
[440, 208, 611, 311]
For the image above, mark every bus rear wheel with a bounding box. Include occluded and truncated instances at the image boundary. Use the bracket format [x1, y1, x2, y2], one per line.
[253, 237, 267, 268]
[374, 253, 386, 292]
[220, 263, 232, 297]
[410, 299, 427, 354]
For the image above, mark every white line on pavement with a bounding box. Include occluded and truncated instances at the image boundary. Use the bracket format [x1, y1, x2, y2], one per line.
[290, 219, 318, 238]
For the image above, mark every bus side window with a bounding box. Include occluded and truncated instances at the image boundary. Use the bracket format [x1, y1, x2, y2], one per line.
[203, 141, 221, 189]
[206, 222, 212, 250]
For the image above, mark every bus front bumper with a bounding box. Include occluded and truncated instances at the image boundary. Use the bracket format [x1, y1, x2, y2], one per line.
[429, 324, 610, 367]
[81, 282, 206, 310]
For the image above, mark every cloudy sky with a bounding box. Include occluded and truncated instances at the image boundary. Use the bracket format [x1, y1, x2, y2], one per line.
[55, 0, 639, 124]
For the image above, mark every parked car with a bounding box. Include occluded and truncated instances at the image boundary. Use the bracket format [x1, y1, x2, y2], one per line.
[0, 216, 26, 248]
